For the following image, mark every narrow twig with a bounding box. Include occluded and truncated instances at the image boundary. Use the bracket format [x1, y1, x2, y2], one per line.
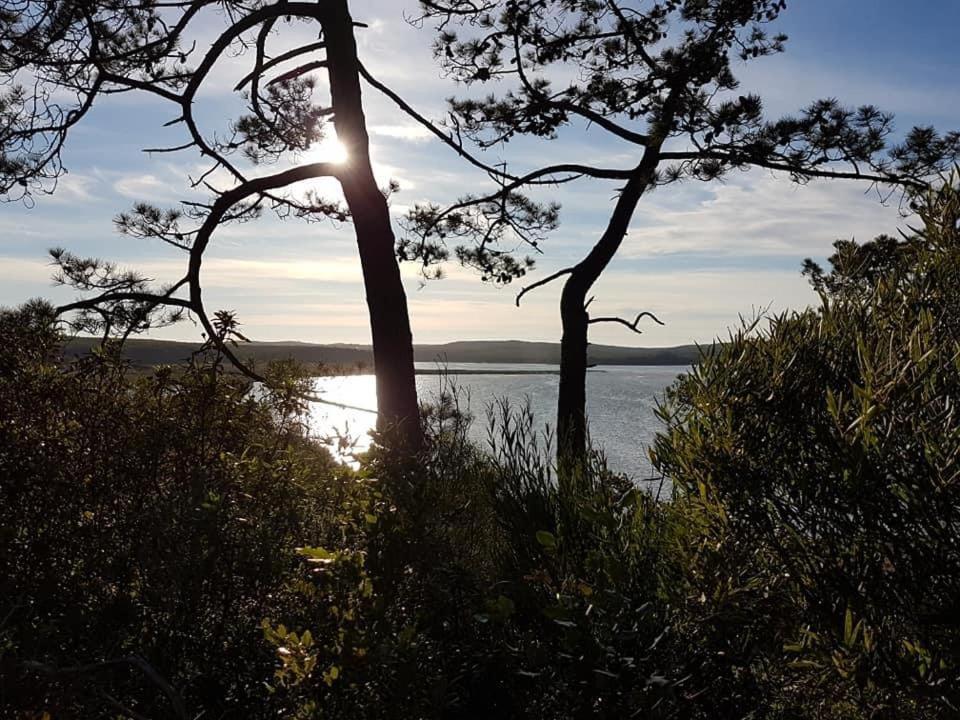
[22, 655, 188, 720]
[142, 140, 197, 154]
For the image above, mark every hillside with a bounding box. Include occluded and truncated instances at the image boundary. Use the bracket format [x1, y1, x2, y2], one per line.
[64, 337, 701, 369]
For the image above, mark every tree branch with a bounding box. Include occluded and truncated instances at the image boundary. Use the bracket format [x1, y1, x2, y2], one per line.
[659, 150, 928, 190]
[515, 267, 574, 306]
[234, 41, 327, 91]
[588, 310, 665, 335]
[22, 655, 188, 720]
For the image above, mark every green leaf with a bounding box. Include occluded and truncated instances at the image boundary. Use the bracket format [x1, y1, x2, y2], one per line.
[296, 546, 337, 564]
[535, 530, 557, 549]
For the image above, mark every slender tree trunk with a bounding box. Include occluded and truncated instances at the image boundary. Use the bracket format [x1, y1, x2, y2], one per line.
[556, 153, 658, 470]
[325, 1, 421, 451]
[557, 283, 589, 470]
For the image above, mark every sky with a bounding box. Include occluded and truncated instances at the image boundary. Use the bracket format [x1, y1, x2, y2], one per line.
[2, 0, 959, 347]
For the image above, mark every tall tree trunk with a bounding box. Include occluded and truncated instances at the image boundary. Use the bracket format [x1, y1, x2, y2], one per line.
[556, 153, 658, 470]
[325, 1, 421, 451]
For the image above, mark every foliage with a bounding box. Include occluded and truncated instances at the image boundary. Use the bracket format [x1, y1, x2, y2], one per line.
[265, 394, 688, 719]
[7, 170, 960, 719]
[0, 313, 685, 718]
[405, 0, 960, 280]
[0, 304, 363, 718]
[653, 179, 960, 718]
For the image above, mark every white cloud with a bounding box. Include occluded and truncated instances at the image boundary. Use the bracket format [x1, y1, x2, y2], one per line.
[0, 257, 56, 284]
[113, 173, 183, 202]
[44, 172, 100, 204]
[369, 124, 434, 142]
[622, 171, 909, 259]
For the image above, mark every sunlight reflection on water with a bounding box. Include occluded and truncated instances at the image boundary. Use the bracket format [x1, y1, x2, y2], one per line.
[307, 364, 684, 482]
[307, 374, 379, 463]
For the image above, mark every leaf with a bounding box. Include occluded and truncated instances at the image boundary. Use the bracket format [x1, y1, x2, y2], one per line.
[535, 530, 557, 549]
[296, 546, 337, 564]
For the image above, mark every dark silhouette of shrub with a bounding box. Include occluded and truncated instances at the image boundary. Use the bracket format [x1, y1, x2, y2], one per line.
[654, 179, 960, 717]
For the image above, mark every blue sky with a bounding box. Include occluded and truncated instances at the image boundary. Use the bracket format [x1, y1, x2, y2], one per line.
[2, 0, 958, 346]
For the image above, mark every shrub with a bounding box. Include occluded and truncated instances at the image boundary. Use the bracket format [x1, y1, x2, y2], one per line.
[0, 305, 366, 718]
[266, 395, 689, 719]
[653, 180, 960, 717]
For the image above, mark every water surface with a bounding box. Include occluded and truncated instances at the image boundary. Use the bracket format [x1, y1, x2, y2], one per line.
[308, 363, 685, 481]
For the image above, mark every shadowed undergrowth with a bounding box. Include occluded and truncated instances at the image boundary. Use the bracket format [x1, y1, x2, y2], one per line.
[4, 180, 960, 718]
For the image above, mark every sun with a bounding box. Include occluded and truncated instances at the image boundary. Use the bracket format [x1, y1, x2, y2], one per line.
[306, 133, 349, 165]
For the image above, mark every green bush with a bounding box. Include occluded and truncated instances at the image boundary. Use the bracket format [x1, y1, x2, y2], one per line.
[261, 394, 689, 719]
[10, 174, 960, 720]
[653, 180, 960, 718]
[0, 316, 684, 719]
[0, 306, 371, 718]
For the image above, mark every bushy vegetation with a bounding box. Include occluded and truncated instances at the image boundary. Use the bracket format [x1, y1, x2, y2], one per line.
[654, 179, 960, 718]
[3, 182, 960, 718]
[0, 308, 358, 717]
[0, 306, 685, 719]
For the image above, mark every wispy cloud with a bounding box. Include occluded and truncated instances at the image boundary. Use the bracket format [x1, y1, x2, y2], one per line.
[113, 173, 184, 203]
[370, 125, 434, 142]
[622, 171, 909, 259]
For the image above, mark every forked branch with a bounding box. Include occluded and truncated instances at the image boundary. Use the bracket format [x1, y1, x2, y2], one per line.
[588, 310, 665, 335]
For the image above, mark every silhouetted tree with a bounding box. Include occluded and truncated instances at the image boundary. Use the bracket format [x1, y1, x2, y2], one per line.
[400, 0, 960, 468]
[0, 0, 421, 448]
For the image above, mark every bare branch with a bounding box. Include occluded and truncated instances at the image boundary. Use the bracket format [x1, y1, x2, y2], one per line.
[142, 140, 197, 154]
[556, 100, 649, 145]
[588, 310, 665, 335]
[266, 60, 329, 87]
[22, 655, 189, 720]
[358, 60, 514, 180]
[659, 150, 928, 190]
[516, 267, 574, 306]
[234, 41, 327, 91]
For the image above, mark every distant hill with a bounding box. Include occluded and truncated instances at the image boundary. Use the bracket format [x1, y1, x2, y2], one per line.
[63, 337, 701, 368]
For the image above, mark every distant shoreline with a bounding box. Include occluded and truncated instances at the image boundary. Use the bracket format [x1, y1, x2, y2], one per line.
[64, 336, 701, 368]
[420, 368, 561, 376]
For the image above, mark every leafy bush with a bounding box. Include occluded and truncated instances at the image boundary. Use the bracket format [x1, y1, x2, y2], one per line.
[258, 392, 691, 719]
[0, 305, 369, 718]
[10, 174, 960, 720]
[653, 180, 960, 717]
[1, 316, 685, 719]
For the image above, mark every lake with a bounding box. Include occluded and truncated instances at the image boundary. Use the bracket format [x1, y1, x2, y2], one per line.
[308, 363, 685, 483]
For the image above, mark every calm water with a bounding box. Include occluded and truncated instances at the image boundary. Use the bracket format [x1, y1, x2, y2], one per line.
[308, 364, 684, 481]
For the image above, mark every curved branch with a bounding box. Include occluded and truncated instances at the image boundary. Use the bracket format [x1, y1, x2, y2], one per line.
[56, 291, 192, 316]
[417, 162, 631, 242]
[556, 100, 650, 146]
[184, 162, 351, 405]
[588, 310, 665, 335]
[358, 60, 516, 181]
[234, 41, 327, 91]
[22, 655, 188, 720]
[515, 267, 574, 306]
[266, 60, 329, 87]
[56, 162, 374, 414]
